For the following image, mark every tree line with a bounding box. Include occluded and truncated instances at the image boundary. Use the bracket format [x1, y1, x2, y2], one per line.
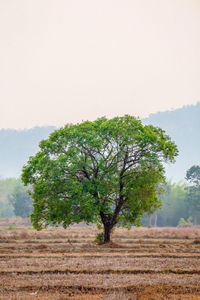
[0, 177, 199, 227]
[142, 176, 200, 227]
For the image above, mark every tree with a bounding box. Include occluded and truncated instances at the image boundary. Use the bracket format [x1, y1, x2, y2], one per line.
[22, 116, 178, 243]
[9, 181, 33, 218]
[0, 178, 19, 218]
[185, 165, 200, 225]
[186, 165, 200, 186]
[150, 182, 188, 227]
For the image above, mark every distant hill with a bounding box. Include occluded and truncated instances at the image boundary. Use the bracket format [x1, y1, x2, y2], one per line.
[0, 126, 55, 178]
[143, 102, 200, 181]
[0, 102, 199, 181]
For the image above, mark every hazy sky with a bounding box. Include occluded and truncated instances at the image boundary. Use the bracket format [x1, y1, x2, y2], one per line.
[0, 0, 200, 129]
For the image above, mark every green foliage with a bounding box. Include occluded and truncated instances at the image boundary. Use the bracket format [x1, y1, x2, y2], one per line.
[22, 115, 178, 242]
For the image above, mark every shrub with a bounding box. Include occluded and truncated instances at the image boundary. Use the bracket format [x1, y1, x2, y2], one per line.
[178, 216, 193, 227]
[95, 232, 104, 244]
[8, 222, 16, 230]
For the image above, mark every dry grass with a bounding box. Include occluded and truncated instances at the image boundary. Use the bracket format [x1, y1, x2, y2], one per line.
[0, 225, 200, 299]
[1, 225, 200, 240]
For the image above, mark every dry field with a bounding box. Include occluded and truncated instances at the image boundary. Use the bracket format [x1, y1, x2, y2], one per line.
[0, 225, 200, 299]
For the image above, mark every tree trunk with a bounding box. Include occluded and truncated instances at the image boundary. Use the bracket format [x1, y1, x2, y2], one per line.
[104, 224, 111, 243]
[154, 213, 157, 227]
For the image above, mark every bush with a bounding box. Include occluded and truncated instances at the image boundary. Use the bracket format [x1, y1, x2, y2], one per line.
[178, 216, 193, 227]
[8, 222, 16, 230]
[95, 232, 104, 244]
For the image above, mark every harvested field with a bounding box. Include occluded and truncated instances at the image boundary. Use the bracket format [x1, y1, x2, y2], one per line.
[0, 226, 200, 299]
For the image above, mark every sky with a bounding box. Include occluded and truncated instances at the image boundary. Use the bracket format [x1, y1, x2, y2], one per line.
[0, 0, 200, 129]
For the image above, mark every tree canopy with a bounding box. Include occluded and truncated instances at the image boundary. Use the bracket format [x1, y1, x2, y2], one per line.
[22, 116, 178, 243]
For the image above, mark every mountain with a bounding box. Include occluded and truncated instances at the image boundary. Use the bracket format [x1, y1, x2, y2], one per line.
[0, 102, 199, 181]
[0, 126, 55, 178]
[143, 102, 200, 181]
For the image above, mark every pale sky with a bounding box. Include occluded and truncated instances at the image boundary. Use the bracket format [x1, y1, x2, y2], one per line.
[0, 0, 200, 129]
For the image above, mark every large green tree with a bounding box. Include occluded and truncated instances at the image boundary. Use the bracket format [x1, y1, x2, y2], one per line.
[22, 116, 178, 243]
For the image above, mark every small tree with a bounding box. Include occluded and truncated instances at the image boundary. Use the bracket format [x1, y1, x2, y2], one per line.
[186, 165, 200, 186]
[9, 182, 33, 218]
[22, 116, 178, 243]
[185, 165, 200, 225]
